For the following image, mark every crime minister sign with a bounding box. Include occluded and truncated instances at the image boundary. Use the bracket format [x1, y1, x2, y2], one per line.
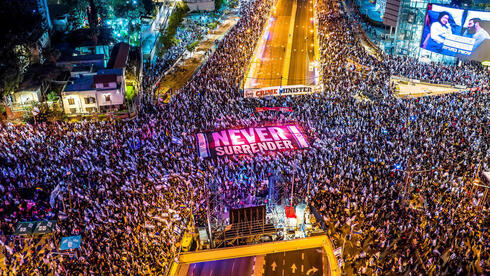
[196, 125, 309, 158]
[244, 85, 320, 98]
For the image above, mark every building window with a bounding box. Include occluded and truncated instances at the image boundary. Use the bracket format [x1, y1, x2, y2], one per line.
[86, 107, 97, 113]
[105, 95, 111, 102]
[84, 97, 96, 104]
[69, 108, 77, 114]
[68, 98, 75, 105]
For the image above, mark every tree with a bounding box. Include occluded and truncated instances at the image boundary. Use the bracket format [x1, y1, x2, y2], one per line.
[215, 0, 225, 11]
[0, 0, 43, 98]
[113, 0, 144, 18]
[64, 0, 91, 28]
[142, 0, 155, 16]
[47, 91, 60, 102]
[63, 0, 108, 29]
[86, 0, 100, 44]
[157, 2, 189, 56]
[0, 58, 23, 98]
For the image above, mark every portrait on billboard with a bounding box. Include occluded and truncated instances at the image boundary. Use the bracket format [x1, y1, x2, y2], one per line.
[463, 18, 490, 50]
[420, 4, 490, 62]
[420, 5, 463, 54]
[461, 10, 490, 61]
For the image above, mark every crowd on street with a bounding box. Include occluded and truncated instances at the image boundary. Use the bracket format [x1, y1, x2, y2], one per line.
[142, 13, 214, 92]
[313, 0, 488, 274]
[0, 0, 488, 275]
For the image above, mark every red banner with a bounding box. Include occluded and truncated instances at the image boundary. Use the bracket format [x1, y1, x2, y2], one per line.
[244, 85, 321, 98]
[255, 107, 293, 112]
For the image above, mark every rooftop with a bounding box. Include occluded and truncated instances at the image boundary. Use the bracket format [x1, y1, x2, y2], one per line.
[64, 76, 94, 92]
[107, 42, 130, 69]
[93, 74, 117, 84]
[72, 64, 94, 72]
[58, 54, 104, 63]
[97, 68, 123, 76]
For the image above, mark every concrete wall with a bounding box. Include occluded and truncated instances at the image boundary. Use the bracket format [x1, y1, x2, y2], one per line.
[13, 90, 41, 105]
[95, 82, 117, 90]
[96, 89, 124, 107]
[63, 88, 125, 114]
[62, 91, 97, 114]
[185, 0, 215, 12]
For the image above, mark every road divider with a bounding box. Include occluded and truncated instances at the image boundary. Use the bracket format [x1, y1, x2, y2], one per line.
[282, 0, 298, 86]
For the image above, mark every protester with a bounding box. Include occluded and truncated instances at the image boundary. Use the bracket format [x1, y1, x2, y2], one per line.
[142, 15, 209, 92]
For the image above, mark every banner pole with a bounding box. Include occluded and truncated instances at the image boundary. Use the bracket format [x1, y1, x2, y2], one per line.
[291, 160, 296, 206]
[469, 163, 481, 197]
[206, 186, 213, 248]
[307, 174, 311, 204]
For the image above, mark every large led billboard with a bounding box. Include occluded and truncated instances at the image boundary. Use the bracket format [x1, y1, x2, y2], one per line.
[420, 4, 490, 62]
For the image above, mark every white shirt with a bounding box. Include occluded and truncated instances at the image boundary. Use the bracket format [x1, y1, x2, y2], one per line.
[430, 22, 452, 44]
[473, 28, 490, 49]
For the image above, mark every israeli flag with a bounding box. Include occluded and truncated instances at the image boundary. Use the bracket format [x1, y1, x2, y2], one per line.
[60, 235, 81, 250]
[171, 136, 183, 145]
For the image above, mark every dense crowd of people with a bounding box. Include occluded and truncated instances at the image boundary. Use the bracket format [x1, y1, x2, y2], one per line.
[0, 0, 273, 274]
[313, 0, 489, 274]
[0, 0, 489, 274]
[142, 14, 209, 92]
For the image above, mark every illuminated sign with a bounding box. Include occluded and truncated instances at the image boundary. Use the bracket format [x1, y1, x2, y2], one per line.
[420, 4, 490, 62]
[196, 125, 309, 158]
[244, 85, 320, 98]
[255, 107, 293, 112]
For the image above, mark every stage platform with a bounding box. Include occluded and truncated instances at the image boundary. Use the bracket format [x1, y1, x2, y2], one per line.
[169, 234, 340, 276]
[391, 76, 467, 98]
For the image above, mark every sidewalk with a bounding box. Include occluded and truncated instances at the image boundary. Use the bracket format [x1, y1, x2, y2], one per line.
[156, 14, 239, 103]
[141, 1, 175, 61]
[342, 0, 384, 60]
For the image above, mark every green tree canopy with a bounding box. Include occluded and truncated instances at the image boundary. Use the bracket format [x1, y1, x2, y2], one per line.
[112, 0, 152, 19]
[0, 0, 43, 97]
[158, 2, 189, 56]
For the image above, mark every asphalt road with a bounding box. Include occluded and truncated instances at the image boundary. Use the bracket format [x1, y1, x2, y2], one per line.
[264, 248, 325, 276]
[249, 0, 317, 88]
[288, 0, 316, 86]
[187, 256, 255, 276]
[252, 0, 292, 88]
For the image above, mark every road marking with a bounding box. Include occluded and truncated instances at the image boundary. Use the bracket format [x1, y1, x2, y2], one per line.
[291, 263, 297, 273]
[271, 261, 277, 272]
[312, 0, 321, 84]
[282, 0, 298, 86]
[243, 0, 278, 89]
[306, 266, 319, 275]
